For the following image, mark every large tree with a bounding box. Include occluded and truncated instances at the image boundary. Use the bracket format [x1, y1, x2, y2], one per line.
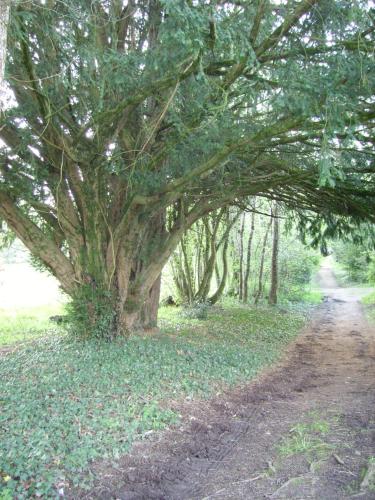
[0, 0, 374, 336]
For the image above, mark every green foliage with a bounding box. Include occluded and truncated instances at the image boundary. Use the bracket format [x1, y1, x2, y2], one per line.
[66, 285, 117, 340]
[169, 201, 322, 307]
[181, 301, 210, 320]
[0, 224, 15, 250]
[297, 289, 323, 305]
[367, 259, 375, 285]
[362, 291, 375, 306]
[0, 489, 12, 500]
[277, 420, 332, 459]
[361, 291, 375, 324]
[170, 208, 235, 305]
[333, 241, 374, 284]
[278, 239, 320, 302]
[0, 302, 309, 497]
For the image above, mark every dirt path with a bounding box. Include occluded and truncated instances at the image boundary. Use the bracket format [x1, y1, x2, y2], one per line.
[80, 264, 375, 500]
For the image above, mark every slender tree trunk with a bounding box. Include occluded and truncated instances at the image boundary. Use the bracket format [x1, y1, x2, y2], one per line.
[243, 211, 255, 303]
[254, 220, 272, 305]
[196, 213, 223, 301]
[209, 232, 230, 305]
[181, 237, 194, 302]
[214, 262, 221, 288]
[172, 210, 227, 305]
[268, 204, 279, 305]
[238, 213, 245, 300]
[196, 222, 204, 286]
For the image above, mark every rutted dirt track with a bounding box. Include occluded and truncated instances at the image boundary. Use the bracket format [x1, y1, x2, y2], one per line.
[78, 265, 375, 499]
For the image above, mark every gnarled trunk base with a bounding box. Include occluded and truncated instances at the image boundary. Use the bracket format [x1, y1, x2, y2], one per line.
[69, 275, 161, 339]
[118, 275, 161, 334]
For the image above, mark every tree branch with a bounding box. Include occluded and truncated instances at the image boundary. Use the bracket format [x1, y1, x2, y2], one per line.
[255, 0, 319, 57]
[0, 191, 76, 293]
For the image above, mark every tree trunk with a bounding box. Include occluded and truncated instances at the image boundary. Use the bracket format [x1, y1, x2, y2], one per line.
[209, 232, 230, 305]
[138, 274, 161, 328]
[243, 211, 255, 303]
[238, 213, 245, 300]
[268, 204, 279, 305]
[254, 219, 272, 305]
[171, 210, 227, 305]
[214, 262, 221, 288]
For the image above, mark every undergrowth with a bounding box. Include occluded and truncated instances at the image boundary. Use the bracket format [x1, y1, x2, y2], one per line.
[362, 291, 375, 324]
[0, 303, 311, 497]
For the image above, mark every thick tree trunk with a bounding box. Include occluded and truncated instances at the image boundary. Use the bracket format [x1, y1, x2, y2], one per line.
[116, 289, 160, 332]
[268, 204, 279, 305]
[84, 268, 162, 337]
[63, 210, 170, 338]
[141, 274, 161, 328]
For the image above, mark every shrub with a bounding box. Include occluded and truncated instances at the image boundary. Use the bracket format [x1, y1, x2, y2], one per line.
[181, 301, 210, 320]
[66, 285, 117, 339]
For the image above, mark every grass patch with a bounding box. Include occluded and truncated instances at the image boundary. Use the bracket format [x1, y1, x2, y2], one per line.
[0, 303, 310, 497]
[277, 286, 323, 305]
[362, 291, 375, 305]
[361, 291, 375, 324]
[277, 420, 332, 460]
[0, 305, 64, 347]
[297, 289, 323, 304]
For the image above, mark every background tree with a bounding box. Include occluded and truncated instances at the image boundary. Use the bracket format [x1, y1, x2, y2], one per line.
[268, 202, 279, 305]
[243, 211, 255, 304]
[168, 198, 320, 308]
[254, 218, 272, 305]
[171, 208, 238, 305]
[238, 213, 245, 300]
[0, 0, 374, 336]
[331, 227, 375, 285]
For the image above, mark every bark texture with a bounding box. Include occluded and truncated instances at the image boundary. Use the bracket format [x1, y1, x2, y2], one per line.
[243, 212, 255, 303]
[254, 219, 272, 305]
[238, 213, 245, 301]
[268, 204, 279, 305]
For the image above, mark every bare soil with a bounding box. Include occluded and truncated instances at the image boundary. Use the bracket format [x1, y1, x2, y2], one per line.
[74, 264, 375, 500]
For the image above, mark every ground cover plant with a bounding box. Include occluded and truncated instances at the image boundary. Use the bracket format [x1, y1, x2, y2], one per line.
[0, 303, 310, 498]
[361, 290, 375, 324]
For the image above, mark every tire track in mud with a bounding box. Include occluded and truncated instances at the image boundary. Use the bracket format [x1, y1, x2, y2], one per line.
[72, 266, 375, 500]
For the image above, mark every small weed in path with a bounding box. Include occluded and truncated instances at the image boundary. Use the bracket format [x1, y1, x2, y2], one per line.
[277, 420, 332, 460]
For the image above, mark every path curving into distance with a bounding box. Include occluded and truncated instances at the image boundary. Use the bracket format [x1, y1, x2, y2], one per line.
[77, 262, 375, 500]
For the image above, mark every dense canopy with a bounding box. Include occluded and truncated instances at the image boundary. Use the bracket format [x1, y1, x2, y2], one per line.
[0, 0, 374, 335]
